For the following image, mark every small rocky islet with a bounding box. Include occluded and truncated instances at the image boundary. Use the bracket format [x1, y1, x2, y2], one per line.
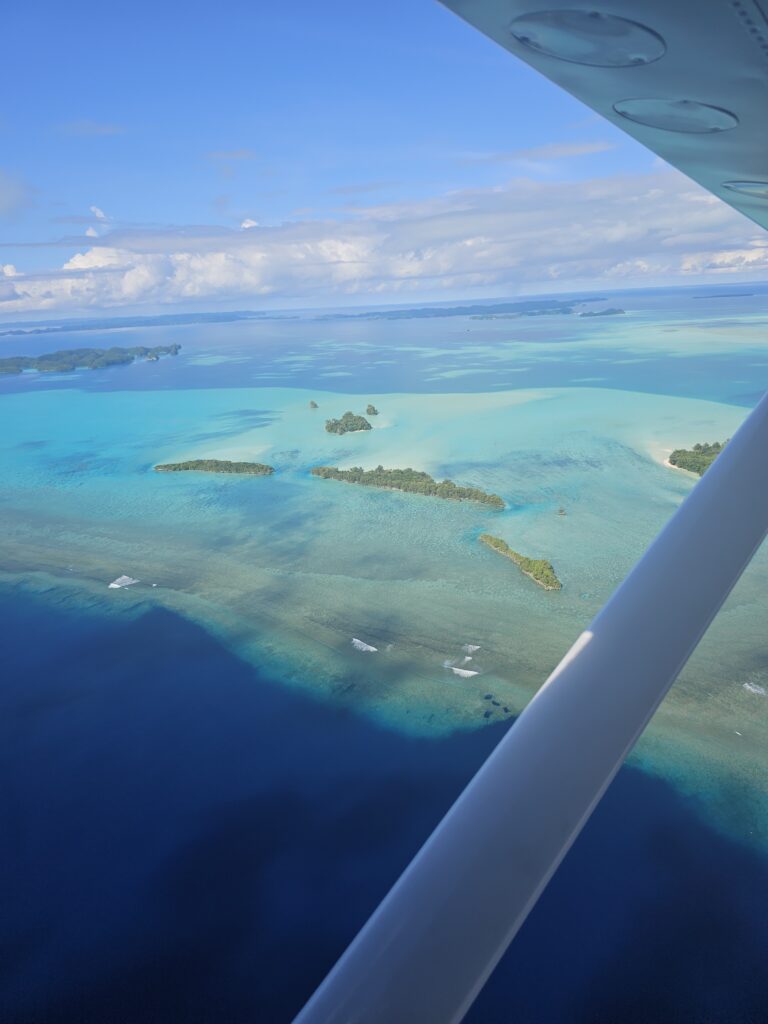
[479, 533, 561, 590]
[325, 411, 373, 434]
[323, 403, 379, 433]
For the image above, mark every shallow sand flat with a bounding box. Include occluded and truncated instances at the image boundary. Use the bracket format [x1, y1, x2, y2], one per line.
[0, 384, 765, 847]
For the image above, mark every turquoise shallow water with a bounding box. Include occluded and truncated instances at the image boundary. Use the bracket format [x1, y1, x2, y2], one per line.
[1, 368, 767, 845]
[3, 288, 768, 1020]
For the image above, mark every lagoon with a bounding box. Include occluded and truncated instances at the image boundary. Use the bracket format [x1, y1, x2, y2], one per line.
[2, 286, 768, 1020]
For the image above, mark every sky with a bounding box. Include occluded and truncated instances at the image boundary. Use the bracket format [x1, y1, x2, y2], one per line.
[2, 0, 767, 319]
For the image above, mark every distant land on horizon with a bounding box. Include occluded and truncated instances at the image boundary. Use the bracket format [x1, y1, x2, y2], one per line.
[316, 297, 606, 321]
[0, 310, 292, 338]
[2, 281, 768, 336]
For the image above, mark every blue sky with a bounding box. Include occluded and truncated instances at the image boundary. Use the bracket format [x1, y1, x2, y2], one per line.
[1, 0, 765, 317]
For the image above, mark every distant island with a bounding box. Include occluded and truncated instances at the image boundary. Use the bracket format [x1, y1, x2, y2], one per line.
[325, 411, 372, 434]
[317, 298, 605, 322]
[0, 344, 181, 375]
[366, 404, 379, 416]
[668, 441, 726, 476]
[155, 459, 274, 475]
[469, 314, 521, 321]
[579, 308, 625, 318]
[309, 400, 319, 409]
[0, 310, 276, 338]
[480, 534, 561, 590]
[311, 465, 504, 508]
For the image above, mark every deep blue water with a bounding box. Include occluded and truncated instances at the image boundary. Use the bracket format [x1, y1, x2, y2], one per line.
[3, 583, 768, 1023]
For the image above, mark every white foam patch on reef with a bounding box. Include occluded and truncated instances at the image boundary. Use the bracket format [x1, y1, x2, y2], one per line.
[462, 644, 481, 653]
[451, 666, 479, 678]
[108, 575, 139, 589]
[351, 637, 377, 652]
[743, 682, 766, 696]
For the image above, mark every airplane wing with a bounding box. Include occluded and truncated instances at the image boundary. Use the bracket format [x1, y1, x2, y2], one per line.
[442, 0, 768, 232]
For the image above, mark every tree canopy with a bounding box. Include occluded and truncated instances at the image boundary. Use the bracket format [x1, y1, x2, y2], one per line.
[325, 412, 372, 434]
[155, 459, 274, 475]
[480, 533, 561, 590]
[669, 441, 726, 476]
[311, 464, 504, 508]
[0, 344, 181, 375]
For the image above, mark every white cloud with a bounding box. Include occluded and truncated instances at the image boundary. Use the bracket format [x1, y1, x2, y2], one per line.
[240, 218, 259, 229]
[85, 226, 98, 238]
[681, 242, 768, 275]
[89, 205, 107, 220]
[0, 169, 764, 315]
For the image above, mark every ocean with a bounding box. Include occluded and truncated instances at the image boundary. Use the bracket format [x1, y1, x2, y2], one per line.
[2, 286, 768, 1022]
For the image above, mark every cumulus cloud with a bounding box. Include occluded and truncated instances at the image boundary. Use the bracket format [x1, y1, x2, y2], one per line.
[0, 168, 763, 315]
[90, 205, 107, 220]
[240, 218, 259, 229]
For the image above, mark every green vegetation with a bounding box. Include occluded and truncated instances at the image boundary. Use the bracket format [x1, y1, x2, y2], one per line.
[366, 404, 379, 416]
[309, 400, 319, 409]
[311, 464, 504, 508]
[668, 441, 726, 476]
[325, 411, 372, 434]
[479, 534, 561, 590]
[0, 343, 181, 375]
[155, 459, 274, 475]
[579, 307, 625, 318]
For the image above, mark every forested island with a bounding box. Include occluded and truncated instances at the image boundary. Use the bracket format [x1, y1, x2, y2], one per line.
[0, 344, 181, 375]
[668, 441, 726, 476]
[325, 411, 372, 434]
[155, 459, 274, 475]
[366, 404, 379, 416]
[579, 307, 625, 318]
[479, 534, 561, 590]
[311, 465, 504, 507]
[319, 298, 605, 321]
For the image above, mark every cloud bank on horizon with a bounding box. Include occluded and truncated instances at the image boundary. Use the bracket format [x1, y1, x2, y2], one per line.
[1, 168, 766, 316]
